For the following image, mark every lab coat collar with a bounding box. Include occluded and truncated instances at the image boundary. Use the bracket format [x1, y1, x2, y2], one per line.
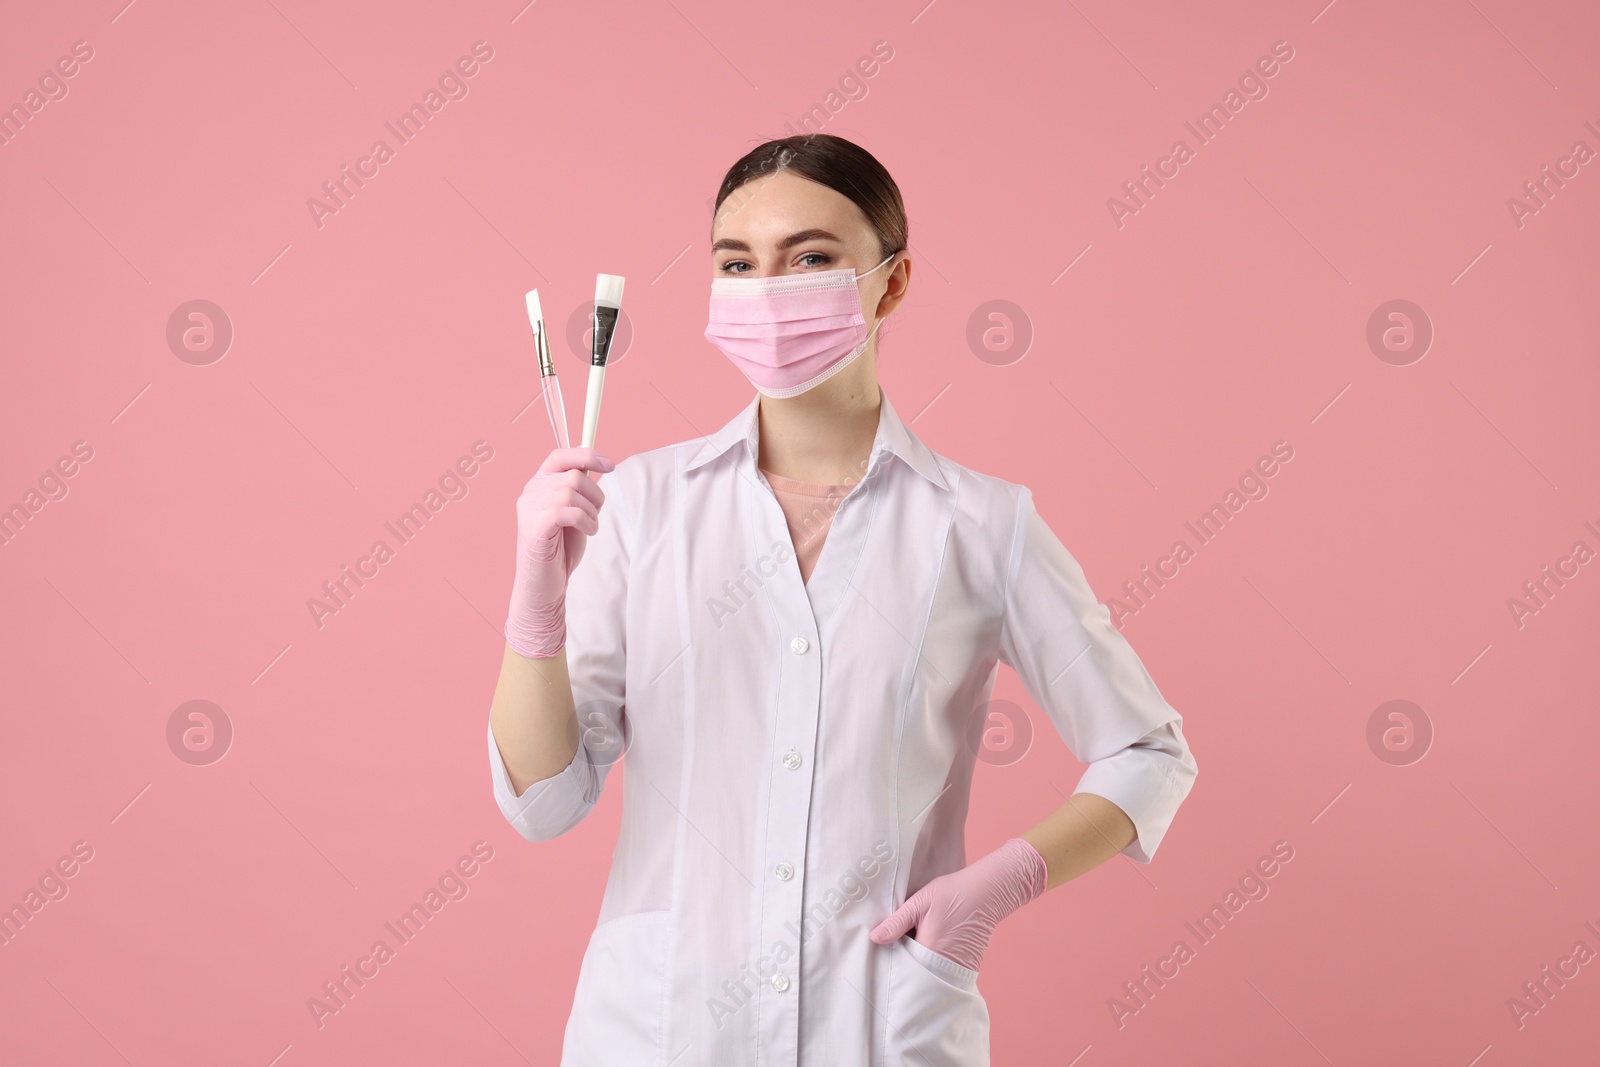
[681, 386, 950, 491]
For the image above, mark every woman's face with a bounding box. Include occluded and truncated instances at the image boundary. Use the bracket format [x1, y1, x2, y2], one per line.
[710, 170, 908, 321]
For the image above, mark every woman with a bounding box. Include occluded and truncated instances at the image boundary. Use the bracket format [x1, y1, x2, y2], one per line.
[487, 134, 1198, 1067]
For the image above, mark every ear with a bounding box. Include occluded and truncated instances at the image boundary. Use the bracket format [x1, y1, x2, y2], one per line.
[872, 256, 911, 320]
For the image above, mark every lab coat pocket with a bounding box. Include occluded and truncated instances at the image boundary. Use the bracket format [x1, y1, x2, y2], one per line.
[561, 909, 672, 1067]
[882, 936, 990, 1066]
[902, 935, 979, 989]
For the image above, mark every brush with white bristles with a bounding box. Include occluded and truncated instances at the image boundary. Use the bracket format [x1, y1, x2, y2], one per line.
[524, 289, 570, 450]
[583, 274, 625, 450]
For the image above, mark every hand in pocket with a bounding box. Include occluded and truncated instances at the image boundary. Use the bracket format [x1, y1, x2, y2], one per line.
[868, 838, 1049, 972]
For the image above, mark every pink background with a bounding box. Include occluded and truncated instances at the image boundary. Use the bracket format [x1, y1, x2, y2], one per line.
[3, 0, 1598, 1063]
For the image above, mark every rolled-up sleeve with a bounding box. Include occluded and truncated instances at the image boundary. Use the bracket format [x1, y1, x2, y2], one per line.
[488, 463, 633, 842]
[996, 486, 1198, 863]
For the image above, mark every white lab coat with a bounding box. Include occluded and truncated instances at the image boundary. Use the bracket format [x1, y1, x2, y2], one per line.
[488, 387, 1198, 1066]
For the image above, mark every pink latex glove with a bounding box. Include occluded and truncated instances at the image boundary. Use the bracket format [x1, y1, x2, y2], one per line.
[503, 447, 614, 658]
[869, 837, 1049, 972]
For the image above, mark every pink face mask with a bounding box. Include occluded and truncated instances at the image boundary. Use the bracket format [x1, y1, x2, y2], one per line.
[704, 252, 897, 398]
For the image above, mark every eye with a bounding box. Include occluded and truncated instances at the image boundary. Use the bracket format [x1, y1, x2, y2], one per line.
[718, 259, 752, 274]
[797, 252, 833, 268]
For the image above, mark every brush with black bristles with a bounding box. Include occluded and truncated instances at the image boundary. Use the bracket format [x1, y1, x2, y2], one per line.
[581, 274, 625, 449]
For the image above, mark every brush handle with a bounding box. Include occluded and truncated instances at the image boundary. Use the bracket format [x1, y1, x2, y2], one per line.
[582, 364, 606, 449]
[542, 375, 570, 451]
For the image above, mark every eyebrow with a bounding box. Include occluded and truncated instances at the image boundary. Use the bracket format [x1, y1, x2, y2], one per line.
[711, 228, 844, 253]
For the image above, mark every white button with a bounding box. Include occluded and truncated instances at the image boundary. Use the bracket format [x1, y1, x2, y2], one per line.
[775, 861, 794, 881]
[782, 749, 802, 770]
[789, 636, 809, 654]
[771, 973, 791, 992]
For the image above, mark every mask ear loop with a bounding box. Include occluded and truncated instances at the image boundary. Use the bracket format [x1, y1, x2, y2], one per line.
[856, 251, 900, 347]
[855, 251, 899, 279]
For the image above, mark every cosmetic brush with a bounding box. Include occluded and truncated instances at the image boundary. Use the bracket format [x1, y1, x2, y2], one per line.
[582, 273, 625, 449]
[524, 289, 570, 450]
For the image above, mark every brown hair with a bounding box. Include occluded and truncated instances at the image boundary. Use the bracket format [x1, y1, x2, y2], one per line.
[712, 134, 908, 261]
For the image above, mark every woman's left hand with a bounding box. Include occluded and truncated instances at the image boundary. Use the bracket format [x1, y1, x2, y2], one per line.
[868, 837, 1049, 972]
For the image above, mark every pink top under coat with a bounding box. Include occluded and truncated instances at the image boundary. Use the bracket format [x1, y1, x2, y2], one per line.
[758, 467, 851, 584]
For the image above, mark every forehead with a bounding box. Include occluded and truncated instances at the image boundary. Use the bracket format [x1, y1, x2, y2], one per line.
[712, 171, 868, 243]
